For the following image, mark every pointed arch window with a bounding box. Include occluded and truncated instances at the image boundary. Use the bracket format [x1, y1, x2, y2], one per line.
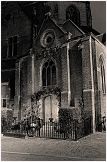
[42, 60, 56, 87]
[100, 62, 106, 94]
[66, 5, 80, 26]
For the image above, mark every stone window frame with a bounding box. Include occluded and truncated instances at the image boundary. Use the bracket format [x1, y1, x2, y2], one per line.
[40, 57, 58, 88]
[99, 55, 106, 94]
[40, 29, 55, 48]
[7, 35, 17, 57]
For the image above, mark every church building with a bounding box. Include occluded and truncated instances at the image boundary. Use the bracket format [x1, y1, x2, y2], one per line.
[1, 1, 106, 132]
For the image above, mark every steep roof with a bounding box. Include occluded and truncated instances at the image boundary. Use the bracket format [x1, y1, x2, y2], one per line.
[63, 19, 85, 34]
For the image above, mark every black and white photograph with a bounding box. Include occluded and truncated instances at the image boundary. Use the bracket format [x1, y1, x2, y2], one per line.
[1, 1, 106, 161]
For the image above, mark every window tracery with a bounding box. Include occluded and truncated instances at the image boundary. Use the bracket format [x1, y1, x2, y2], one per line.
[42, 60, 56, 87]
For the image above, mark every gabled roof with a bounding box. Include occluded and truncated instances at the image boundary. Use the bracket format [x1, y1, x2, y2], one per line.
[63, 19, 85, 35]
[96, 33, 106, 45]
[35, 15, 66, 41]
[81, 32, 105, 49]
[91, 33, 106, 48]
[48, 17, 67, 34]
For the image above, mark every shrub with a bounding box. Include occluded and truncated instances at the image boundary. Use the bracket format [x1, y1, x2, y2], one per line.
[1, 109, 13, 132]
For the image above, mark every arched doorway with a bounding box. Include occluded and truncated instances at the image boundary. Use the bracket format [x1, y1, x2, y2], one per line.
[31, 87, 61, 122]
[44, 94, 59, 122]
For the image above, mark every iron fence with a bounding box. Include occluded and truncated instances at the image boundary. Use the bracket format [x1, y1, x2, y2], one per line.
[2, 117, 92, 140]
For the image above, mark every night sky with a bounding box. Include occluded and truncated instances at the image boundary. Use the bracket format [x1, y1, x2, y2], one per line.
[1, 1, 106, 34]
[91, 1, 106, 33]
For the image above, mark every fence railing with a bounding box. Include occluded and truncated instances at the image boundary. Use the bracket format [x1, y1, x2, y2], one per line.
[2, 117, 92, 140]
[33, 121, 77, 140]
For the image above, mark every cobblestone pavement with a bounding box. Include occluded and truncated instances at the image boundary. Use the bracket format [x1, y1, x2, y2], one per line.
[1, 132, 106, 161]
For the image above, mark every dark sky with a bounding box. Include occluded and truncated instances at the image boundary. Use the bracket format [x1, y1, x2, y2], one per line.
[1, 1, 106, 33]
[90, 1, 106, 33]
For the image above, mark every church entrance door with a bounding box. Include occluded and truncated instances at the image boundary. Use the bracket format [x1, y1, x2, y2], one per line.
[44, 94, 58, 122]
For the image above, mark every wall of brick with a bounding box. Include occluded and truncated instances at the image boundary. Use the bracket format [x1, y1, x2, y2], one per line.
[69, 45, 83, 108]
[20, 56, 32, 119]
[91, 38, 101, 126]
[34, 58, 41, 92]
[14, 56, 33, 120]
[82, 39, 93, 90]
[14, 62, 20, 119]
[81, 37, 96, 132]
[60, 46, 68, 107]
[94, 39, 106, 118]
[60, 47, 68, 92]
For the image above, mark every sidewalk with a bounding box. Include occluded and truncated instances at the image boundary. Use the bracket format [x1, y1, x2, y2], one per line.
[1, 132, 106, 161]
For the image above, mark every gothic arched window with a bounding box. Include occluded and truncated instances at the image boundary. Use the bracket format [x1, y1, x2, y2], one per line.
[100, 62, 106, 94]
[42, 60, 56, 87]
[99, 56, 106, 94]
[66, 5, 80, 26]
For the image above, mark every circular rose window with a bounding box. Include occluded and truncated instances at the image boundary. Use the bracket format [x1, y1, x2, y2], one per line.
[40, 29, 55, 48]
